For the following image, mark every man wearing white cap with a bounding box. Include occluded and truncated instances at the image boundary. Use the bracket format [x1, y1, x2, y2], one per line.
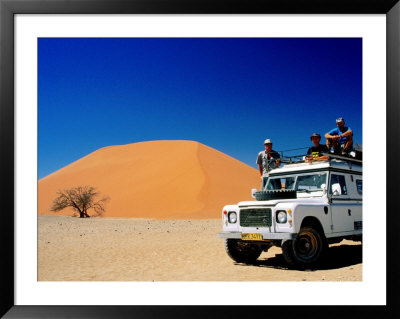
[257, 139, 281, 187]
[325, 117, 353, 155]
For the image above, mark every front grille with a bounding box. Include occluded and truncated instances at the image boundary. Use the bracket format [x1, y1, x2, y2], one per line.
[240, 208, 272, 227]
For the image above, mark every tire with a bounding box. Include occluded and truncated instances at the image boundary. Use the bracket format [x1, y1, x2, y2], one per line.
[254, 190, 297, 201]
[224, 239, 262, 264]
[282, 227, 327, 268]
[281, 240, 296, 266]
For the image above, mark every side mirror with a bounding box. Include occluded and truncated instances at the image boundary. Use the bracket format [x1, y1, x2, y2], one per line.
[320, 183, 327, 194]
[251, 188, 257, 199]
[331, 183, 342, 196]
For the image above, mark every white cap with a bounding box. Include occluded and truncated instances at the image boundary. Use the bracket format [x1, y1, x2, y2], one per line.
[264, 139, 272, 144]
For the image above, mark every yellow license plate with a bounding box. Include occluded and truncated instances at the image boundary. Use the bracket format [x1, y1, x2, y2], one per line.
[241, 233, 263, 241]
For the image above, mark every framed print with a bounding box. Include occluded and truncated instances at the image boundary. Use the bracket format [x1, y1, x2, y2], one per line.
[1, 0, 399, 318]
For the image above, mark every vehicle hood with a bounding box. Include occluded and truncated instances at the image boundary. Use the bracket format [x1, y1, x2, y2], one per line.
[238, 197, 327, 207]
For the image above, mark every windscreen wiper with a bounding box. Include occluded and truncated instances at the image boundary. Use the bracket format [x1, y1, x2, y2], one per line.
[296, 189, 311, 193]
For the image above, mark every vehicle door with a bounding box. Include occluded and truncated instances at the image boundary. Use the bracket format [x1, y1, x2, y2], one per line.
[329, 173, 354, 232]
[347, 176, 363, 230]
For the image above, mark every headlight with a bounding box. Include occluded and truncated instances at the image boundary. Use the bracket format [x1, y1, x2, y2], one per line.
[276, 210, 287, 223]
[228, 212, 237, 223]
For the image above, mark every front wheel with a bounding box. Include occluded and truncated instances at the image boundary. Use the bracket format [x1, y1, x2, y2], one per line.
[224, 239, 262, 264]
[282, 227, 327, 268]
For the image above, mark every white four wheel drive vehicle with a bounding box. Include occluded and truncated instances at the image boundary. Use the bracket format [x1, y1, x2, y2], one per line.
[219, 154, 362, 268]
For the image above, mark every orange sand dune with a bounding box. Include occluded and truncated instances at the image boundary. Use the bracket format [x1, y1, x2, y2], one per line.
[38, 140, 260, 219]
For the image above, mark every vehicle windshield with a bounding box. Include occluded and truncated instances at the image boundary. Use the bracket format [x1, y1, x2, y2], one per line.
[265, 173, 327, 193]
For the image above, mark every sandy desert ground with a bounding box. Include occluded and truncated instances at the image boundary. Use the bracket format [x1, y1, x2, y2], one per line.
[38, 216, 362, 281]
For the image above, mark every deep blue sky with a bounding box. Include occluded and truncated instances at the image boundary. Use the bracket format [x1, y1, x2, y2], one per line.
[38, 38, 362, 179]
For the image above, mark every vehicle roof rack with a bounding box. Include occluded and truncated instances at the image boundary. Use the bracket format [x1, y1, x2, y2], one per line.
[276, 147, 308, 164]
[322, 152, 362, 165]
[275, 148, 362, 166]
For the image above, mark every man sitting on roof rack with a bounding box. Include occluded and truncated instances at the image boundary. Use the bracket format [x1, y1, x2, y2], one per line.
[325, 117, 353, 155]
[305, 133, 329, 162]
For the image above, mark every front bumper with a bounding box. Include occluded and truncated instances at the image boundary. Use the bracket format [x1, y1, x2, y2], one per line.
[218, 232, 297, 240]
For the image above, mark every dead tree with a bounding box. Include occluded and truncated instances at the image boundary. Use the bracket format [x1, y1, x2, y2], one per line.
[50, 186, 109, 218]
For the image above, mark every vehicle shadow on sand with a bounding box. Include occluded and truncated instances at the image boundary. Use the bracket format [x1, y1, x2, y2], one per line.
[236, 244, 362, 271]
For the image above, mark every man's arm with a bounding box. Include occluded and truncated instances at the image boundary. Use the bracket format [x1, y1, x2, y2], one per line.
[256, 153, 263, 176]
[325, 128, 341, 140]
[340, 129, 353, 138]
[314, 146, 330, 161]
[325, 133, 340, 139]
[303, 147, 311, 161]
[274, 152, 281, 166]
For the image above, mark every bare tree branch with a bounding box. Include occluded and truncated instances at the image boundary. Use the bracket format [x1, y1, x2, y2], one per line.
[50, 186, 110, 218]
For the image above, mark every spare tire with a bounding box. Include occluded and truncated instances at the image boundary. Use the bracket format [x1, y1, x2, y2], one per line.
[254, 189, 297, 201]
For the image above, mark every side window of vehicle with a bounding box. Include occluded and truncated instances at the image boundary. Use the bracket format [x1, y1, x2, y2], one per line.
[356, 179, 362, 195]
[329, 174, 348, 195]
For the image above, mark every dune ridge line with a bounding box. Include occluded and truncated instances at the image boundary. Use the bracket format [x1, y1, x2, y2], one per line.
[38, 140, 260, 219]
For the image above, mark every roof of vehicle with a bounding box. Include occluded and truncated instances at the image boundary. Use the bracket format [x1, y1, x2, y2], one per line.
[269, 157, 362, 176]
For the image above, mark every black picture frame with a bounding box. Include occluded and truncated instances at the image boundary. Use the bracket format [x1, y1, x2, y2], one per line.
[1, 0, 399, 318]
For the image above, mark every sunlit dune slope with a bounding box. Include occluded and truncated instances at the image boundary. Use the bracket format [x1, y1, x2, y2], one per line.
[38, 140, 260, 219]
